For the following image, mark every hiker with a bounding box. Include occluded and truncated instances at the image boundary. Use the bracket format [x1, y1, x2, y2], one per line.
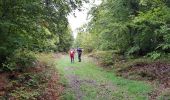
[69, 48, 75, 63]
[77, 47, 82, 62]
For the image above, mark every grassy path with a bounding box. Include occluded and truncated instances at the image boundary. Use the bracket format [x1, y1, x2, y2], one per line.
[55, 55, 153, 100]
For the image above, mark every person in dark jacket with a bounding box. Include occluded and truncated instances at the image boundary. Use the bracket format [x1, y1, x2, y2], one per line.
[77, 48, 82, 62]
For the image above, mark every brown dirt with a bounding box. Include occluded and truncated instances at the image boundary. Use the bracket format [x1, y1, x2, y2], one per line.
[64, 66, 117, 100]
[36, 53, 64, 100]
[37, 69, 64, 100]
[0, 61, 63, 100]
[64, 66, 87, 100]
[120, 62, 170, 87]
[0, 73, 8, 97]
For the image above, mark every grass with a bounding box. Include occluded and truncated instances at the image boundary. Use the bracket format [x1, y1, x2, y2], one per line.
[35, 53, 56, 66]
[55, 55, 153, 100]
[61, 90, 76, 100]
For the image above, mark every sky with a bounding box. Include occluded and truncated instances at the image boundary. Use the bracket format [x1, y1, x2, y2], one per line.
[67, 0, 102, 38]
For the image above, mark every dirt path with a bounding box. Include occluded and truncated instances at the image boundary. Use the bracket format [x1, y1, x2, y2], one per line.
[55, 55, 153, 100]
[64, 66, 117, 100]
[64, 66, 86, 100]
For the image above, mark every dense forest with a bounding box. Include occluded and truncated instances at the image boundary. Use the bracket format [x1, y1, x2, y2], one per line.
[75, 0, 170, 59]
[0, 0, 85, 71]
[0, 0, 84, 99]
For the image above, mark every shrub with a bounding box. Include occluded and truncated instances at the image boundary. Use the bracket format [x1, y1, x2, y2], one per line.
[147, 51, 162, 60]
[89, 51, 123, 67]
[2, 49, 36, 72]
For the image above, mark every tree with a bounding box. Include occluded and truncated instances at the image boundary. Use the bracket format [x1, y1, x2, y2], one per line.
[76, 0, 170, 58]
[0, 0, 87, 71]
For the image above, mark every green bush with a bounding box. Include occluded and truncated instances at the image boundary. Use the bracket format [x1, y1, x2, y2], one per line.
[2, 50, 36, 72]
[147, 51, 162, 60]
[89, 51, 116, 67]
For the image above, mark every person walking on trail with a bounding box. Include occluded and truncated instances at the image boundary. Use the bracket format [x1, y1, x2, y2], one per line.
[77, 47, 82, 62]
[69, 49, 75, 63]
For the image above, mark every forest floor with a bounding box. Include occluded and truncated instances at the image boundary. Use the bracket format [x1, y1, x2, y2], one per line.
[55, 55, 162, 100]
[118, 61, 170, 100]
[0, 53, 64, 100]
[0, 53, 169, 100]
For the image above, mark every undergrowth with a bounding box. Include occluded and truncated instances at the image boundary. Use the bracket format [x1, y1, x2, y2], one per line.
[0, 53, 62, 100]
[89, 51, 170, 100]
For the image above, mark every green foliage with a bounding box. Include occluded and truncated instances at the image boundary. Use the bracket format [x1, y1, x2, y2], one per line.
[0, 0, 87, 71]
[2, 50, 36, 72]
[89, 51, 114, 66]
[127, 46, 140, 56]
[75, 0, 170, 58]
[74, 30, 95, 53]
[147, 51, 162, 60]
[61, 91, 76, 100]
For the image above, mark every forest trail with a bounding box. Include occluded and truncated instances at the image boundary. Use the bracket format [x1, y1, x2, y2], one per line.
[55, 55, 153, 100]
